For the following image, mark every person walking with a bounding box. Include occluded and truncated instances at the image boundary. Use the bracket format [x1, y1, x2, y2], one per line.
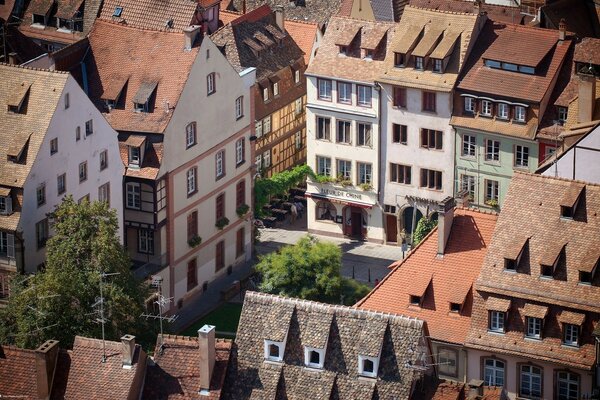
[290, 203, 298, 224]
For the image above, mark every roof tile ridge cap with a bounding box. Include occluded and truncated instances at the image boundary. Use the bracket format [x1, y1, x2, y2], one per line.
[0, 62, 70, 75]
[455, 205, 499, 217]
[405, 4, 476, 17]
[2, 344, 38, 354]
[500, 21, 560, 34]
[285, 18, 318, 27]
[330, 14, 393, 25]
[354, 306, 424, 326]
[96, 18, 185, 35]
[517, 170, 600, 188]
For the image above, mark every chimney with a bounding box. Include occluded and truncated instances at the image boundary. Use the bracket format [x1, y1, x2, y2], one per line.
[473, 0, 481, 15]
[121, 335, 136, 368]
[455, 189, 470, 209]
[242, 0, 246, 14]
[183, 25, 202, 51]
[437, 196, 456, 257]
[274, 6, 285, 32]
[198, 325, 216, 391]
[558, 18, 566, 41]
[8, 52, 17, 65]
[35, 340, 59, 400]
[578, 73, 596, 124]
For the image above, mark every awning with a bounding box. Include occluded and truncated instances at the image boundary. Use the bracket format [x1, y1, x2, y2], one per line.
[392, 26, 422, 54]
[557, 310, 585, 326]
[408, 273, 432, 298]
[429, 30, 461, 60]
[521, 303, 548, 319]
[411, 27, 444, 58]
[7, 81, 31, 108]
[485, 297, 511, 312]
[579, 246, 599, 273]
[560, 183, 585, 208]
[123, 135, 146, 147]
[132, 81, 158, 105]
[0, 187, 11, 196]
[305, 192, 373, 209]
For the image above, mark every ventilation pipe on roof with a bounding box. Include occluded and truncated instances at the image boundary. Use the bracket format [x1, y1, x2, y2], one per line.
[558, 18, 566, 41]
[35, 340, 60, 400]
[437, 196, 456, 257]
[274, 6, 285, 32]
[121, 334, 136, 368]
[184, 25, 202, 51]
[198, 325, 216, 391]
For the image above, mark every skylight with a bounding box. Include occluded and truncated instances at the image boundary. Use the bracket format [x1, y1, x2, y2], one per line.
[113, 6, 123, 17]
[484, 59, 535, 75]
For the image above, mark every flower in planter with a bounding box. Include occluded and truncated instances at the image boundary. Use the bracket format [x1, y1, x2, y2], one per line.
[188, 235, 202, 248]
[485, 199, 499, 208]
[359, 183, 373, 191]
[216, 217, 230, 230]
[236, 204, 250, 218]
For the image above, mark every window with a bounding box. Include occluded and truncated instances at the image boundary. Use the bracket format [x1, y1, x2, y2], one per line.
[76, 126, 81, 141]
[422, 91, 436, 112]
[484, 359, 505, 387]
[497, 103, 509, 119]
[36, 219, 49, 249]
[481, 100, 492, 116]
[415, 56, 424, 70]
[134, 101, 148, 113]
[390, 164, 411, 184]
[336, 120, 351, 144]
[464, 97, 475, 113]
[316, 156, 331, 176]
[215, 240, 224, 271]
[580, 270, 592, 284]
[236, 138, 245, 166]
[255, 154, 262, 170]
[129, 146, 140, 166]
[557, 107, 568, 123]
[37, 183, 46, 207]
[393, 124, 407, 144]
[236, 227, 245, 257]
[50, 138, 58, 155]
[337, 159, 351, 181]
[186, 122, 197, 148]
[264, 340, 284, 362]
[393, 86, 406, 108]
[520, 365, 542, 399]
[462, 134, 476, 157]
[216, 193, 225, 221]
[339, 45, 347, 54]
[358, 355, 379, 378]
[420, 129, 443, 150]
[357, 85, 372, 107]
[316, 200, 336, 220]
[263, 116, 271, 134]
[64, 93, 70, 109]
[337, 81, 352, 104]
[515, 145, 529, 168]
[187, 210, 198, 242]
[187, 259, 198, 291]
[263, 87, 269, 101]
[526, 317, 542, 339]
[99, 150, 108, 170]
[394, 52, 405, 67]
[207, 72, 215, 95]
[461, 175, 475, 198]
[255, 120, 263, 138]
[263, 150, 271, 168]
[450, 302, 462, 312]
[420, 169, 442, 190]
[489, 311, 505, 332]
[295, 131, 302, 149]
[0, 196, 11, 215]
[318, 79, 332, 101]
[138, 229, 154, 254]
[485, 139, 500, 162]
[295, 98, 302, 115]
[85, 119, 93, 136]
[485, 180, 499, 203]
[357, 123, 372, 147]
[316, 116, 331, 140]
[126, 183, 141, 209]
[432, 58, 442, 73]
[216, 150, 225, 179]
[357, 162, 372, 185]
[557, 371, 579, 400]
[304, 347, 325, 369]
[437, 348, 457, 377]
[187, 167, 197, 195]
[273, 82, 279, 96]
[0, 232, 15, 258]
[514, 106, 526, 122]
[294, 69, 300, 83]
[563, 324, 579, 346]
[410, 295, 421, 305]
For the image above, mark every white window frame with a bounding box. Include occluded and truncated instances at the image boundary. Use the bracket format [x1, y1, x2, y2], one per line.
[318, 79, 332, 101]
[557, 107, 568, 123]
[464, 97, 475, 113]
[557, 371, 579, 400]
[337, 81, 352, 104]
[515, 145, 529, 168]
[520, 365, 542, 399]
[207, 72, 215, 95]
[294, 69, 300, 83]
[563, 324, 579, 346]
[186, 122, 196, 148]
[526, 317, 542, 339]
[316, 116, 330, 141]
[236, 138, 245, 165]
[264, 340, 284, 362]
[295, 98, 302, 115]
[481, 100, 492, 116]
[316, 156, 331, 176]
[126, 182, 141, 209]
[255, 120, 263, 138]
[235, 96, 243, 119]
[489, 311, 505, 332]
[273, 82, 279, 96]
[187, 168, 197, 194]
[129, 146, 140, 166]
[497, 103, 509, 119]
[138, 229, 154, 254]
[432, 58, 442, 73]
[304, 346, 325, 369]
[98, 182, 110, 205]
[263, 150, 271, 168]
[358, 162, 372, 185]
[485, 139, 500, 162]
[216, 150, 225, 178]
[336, 120, 351, 144]
[514, 105, 526, 122]
[462, 134, 476, 157]
[358, 355, 379, 378]
[357, 123, 372, 147]
[357, 85, 372, 107]
[461, 175, 475, 198]
[415, 56, 424, 70]
[336, 159, 352, 181]
[255, 154, 262, 170]
[263, 116, 271, 134]
[263, 87, 269, 101]
[485, 180, 499, 202]
[484, 358, 505, 387]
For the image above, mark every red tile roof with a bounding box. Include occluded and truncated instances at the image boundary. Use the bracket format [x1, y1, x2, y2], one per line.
[0, 0, 15, 21]
[118, 141, 163, 179]
[409, 0, 534, 25]
[0, 345, 39, 398]
[219, 9, 242, 25]
[285, 19, 318, 64]
[98, 0, 198, 31]
[357, 208, 498, 345]
[142, 335, 232, 399]
[574, 37, 600, 66]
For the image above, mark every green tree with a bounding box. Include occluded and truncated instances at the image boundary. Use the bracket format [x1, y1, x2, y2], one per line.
[255, 235, 370, 305]
[0, 196, 151, 349]
[254, 164, 317, 216]
[412, 217, 437, 246]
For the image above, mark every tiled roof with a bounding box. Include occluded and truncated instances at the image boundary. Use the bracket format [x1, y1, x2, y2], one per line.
[98, 0, 199, 31]
[457, 20, 571, 103]
[0, 0, 15, 21]
[84, 20, 199, 134]
[305, 16, 393, 82]
[285, 19, 319, 64]
[222, 291, 431, 400]
[466, 172, 600, 370]
[0, 64, 68, 188]
[574, 37, 600, 65]
[357, 208, 498, 345]
[0, 344, 39, 398]
[118, 141, 163, 179]
[370, 0, 395, 22]
[378, 6, 479, 92]
[219, 9, 242, 25]
[227, 0, 343, 26]
[409, 0, 534, 25]
[541, 0, 600, 39]
[52, 336, 147, 399]
[142, 335, 232, 399]
[210, 7, 305, 82]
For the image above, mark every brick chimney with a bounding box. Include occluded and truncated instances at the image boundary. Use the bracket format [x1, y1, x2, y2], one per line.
[437, 196, 456, 257]
[35, 340, 59, 400]
[274, 6, 285, 32]
[8, 52, 17, 65]
[183, 25, 201, 51]
[455, 189, 470, 209]
[558, 18, 566, 41]
[578, 73, 596, 124]
[198, 325, 216, 391]
[121, 334, 136, 369]
[473, 0, 481, 15]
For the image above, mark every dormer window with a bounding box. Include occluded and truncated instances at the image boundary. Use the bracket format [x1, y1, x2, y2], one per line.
[481, 100, 492, 117]
[394, 53, 405, 68]
[410, 295, 421, 305]
[558, 311, 584, 347]
[497, 103, 509, 119]
[450, 302, 461, 313]
[273, 82, 279, 96]
[579, 247, 598, 285]
[304, 346, 325, 369]
[129, 146, 140, 166]
[557, 107, 568, 124]
[264, 340, 284, 362]
[364, 49, 374, 60]
[134, 102, 148, 112]
[7, 81, 31, 114]
[415, 56, 424, 70]
[514, 106, 526, 122]
[133, 81, 157, 113]
[560, 183, 584, 219]
[339, 45, 347, 55]
[358, 355, 379, 378]
[0, 192, 13, 216]
[263, 87, 269, 101]
[504, 237, 527, 272]
[432, 58, 442, 73]
[32, 14, 46, 25]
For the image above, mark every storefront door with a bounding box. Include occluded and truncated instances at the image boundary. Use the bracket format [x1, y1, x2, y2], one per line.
[351, 209, 362, 238]
[386, 214, 398, 243]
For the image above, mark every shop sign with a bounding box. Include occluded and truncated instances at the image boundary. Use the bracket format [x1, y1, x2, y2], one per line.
[319, 188, 363, 201]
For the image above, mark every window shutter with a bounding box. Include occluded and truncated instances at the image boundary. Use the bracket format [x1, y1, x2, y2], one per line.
[436, 132, 443, 150]
[421, 129, 427, 147]
[6, 197, 12, 214]
[7, 234, 15, 258]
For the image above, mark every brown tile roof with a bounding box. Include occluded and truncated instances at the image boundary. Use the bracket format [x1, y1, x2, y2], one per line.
[0, 0, 15, 21]
[378, 6, 479, 92]
[457, 21, 571, 103]
[0, 64, 68, 189]
[305, 16, 393, 82]
[85, 20, 199, 134]
[222, 291, 431, 400]
[0, 22, 45, 65]
[219, 9, 242, 25]
[285, 19, 319, 64]
[142, 335, 232, 399]
[211, 6, 305, 82]
[52, 336, 147, 399]
[227, 0, 343, 26]
[118, 141, 163, 179]
[357, 208, 498, 345]
[541, 0, 600, 39]
[0, 345, 39, 398]
[98, 0, 199, 31]
[409, 0, 534, 25]
[467, 172, 600, 370]
[574, 37, 600, 65]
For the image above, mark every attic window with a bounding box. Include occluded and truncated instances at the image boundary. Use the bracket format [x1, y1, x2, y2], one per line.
[358, 355, 379, 378]
[304, 346, 325, 369]
[415, 56, 424, 70]
[432, 58, 442, 73]
[560, 184, 585, 219]
[394, 53, 405, 68]
[484, 59, 535, 75]
[129, 146, 140, 166]
[561, 205, 573, 219]
[540, 265, 553, 278]
[504, 258, 516, 271]
[113, 6, 123, 17]
[339, 46, 347, 55]
[264, 340, 284, 362]
[579, 271, 592, 284]
[7, 81, 31, 114]
[134, 102, 149, 112]
[32, 14, 46, 25]
[579, 248, 598, 285]
[450, 302, 461, 313]
[504, 237, 528, 272]
[364, 49, 374, 59]
[132, 81, 158, 113]
[410, 295, 421, 305]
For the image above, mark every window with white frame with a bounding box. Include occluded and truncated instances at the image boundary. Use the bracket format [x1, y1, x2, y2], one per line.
[437, 348, 458, 377]
[263, 150, 271, 168]
[295, 131, 302, 149]
[415, 56, 424, 70]
[295, 98, 302, 115]
[294, 69, 300, 84]
[186, 122, 197, 148]
[187, 167, 197, 195]
[462, 134, 476, 157]
[37, 183, 46, 206]
[357, 123, 372, 147]
[316, 156, 331, 176]
[318, 78, 332, 101]
[0, 232, 15, 258]
[357, 85, 372, 107]
[98, 182, 110, 205]
[338, 81, 352, 104]
[273, 82, 279, 96]
[489, 310, 505, 332]
[497, 103, 509, 119]
[485, 139, 500, 162]
[236, 138, 245, 165]
[216, 150, 225, 179]
[336, 120, 351, 144]
[263, 116, 272, 134]
[514, 105, 526, 122]
[358, 355, 379, 378]
[519, 365, 542, 399]
[563, 324, 579, 346]
[129, 146, 140, 166]
[461, 175, 475, 198]
[432, 58, 442, 73]
[263, 87, 269, 101]
[557, 107, 568, 123]
[485, 180, 499, 203]
[358, 162, 372, 185]
[100, 150, 108, 170]
[526, 317, 542, 339]
[515, 145, 529, 168]
[557, 371, 579, 400]
[255, 120, 263, 138]
[316, 116, 331, 140]
[207, 72, 215, 95]
[79, 161, 88, 183]
[264, 340, 284, 362]
[484, 358, 505, 387]
[481, 100, 492, 116]
[337, 159, 351, 181]
[255, 154, 262, 170]
[464, 96, 475, 113]
[138, 229, 154, 254]
[304, 347, 325, 369]
[126, 182, 141, 209]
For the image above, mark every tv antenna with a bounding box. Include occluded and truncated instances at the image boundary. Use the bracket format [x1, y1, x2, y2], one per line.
[140, 276, 178, 355]
[92, 272, 120, 363]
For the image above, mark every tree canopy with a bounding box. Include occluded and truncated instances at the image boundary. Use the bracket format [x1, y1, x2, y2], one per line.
[412, 217, 437, 246]
[255, 235, 370, 305]
[254, 164, 316, 216]
[0, 197, 151, 349]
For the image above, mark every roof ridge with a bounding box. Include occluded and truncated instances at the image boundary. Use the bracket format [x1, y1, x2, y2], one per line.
[285, 18, 319, 27]
[515, 170, 600, 188]
[0, 344, 38, 354]
[492, 19, 564, 35]
[0, 62, 70, 76]
[329, 14, 395, 26]
[94, 18, 187, 35]
[404, 3, 479, 17]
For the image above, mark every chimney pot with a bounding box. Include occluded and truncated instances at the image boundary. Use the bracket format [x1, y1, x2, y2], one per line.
[183, 25, 202, 51]
[35, 339, 60, 400]
[455, 189, 470, 209]
[8, 52, 17, 65]
[558, 18, 566, 41]
[274, 6, 285, 32]
[121, 334, 136, 368]
[437, 196, 456, 256]
[198, 325, 216, 391]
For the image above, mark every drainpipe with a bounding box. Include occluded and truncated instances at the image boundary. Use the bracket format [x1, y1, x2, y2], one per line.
[374, 81, 384, 242]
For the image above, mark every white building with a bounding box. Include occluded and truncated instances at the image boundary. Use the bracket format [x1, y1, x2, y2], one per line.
[305, 16, 394, 243]
[0, 64, 123, 297]
[378, 6, 483, 244]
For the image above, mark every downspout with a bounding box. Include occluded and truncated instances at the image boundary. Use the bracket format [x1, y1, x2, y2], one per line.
[79, 45, 91, 95]
[375, 81, 384, 242]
